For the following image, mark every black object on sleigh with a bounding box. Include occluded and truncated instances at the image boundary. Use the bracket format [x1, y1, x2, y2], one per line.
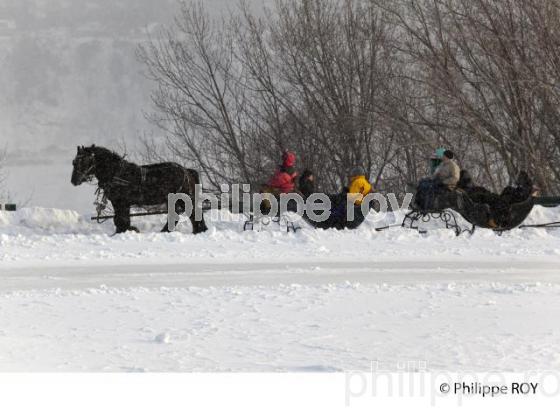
[301, 194, 368, 231]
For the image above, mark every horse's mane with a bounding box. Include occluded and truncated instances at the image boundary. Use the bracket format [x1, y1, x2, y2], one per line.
[84, 145, 126, 163]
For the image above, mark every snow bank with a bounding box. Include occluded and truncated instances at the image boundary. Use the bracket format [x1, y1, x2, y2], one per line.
[521, 204, 560, 226]
[0, 207, 214, 236]
[1, 205, 560, 273]
[0, 207, 107, 236]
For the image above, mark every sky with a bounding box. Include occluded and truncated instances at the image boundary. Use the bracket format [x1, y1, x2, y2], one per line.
[0, 0, 269, 211]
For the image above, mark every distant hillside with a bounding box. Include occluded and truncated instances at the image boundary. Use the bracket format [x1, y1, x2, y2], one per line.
[0, 0, 269, 152]
[0, 0, 269, 210]
[0, 0, 178, 151]
[0, 0, 176, 33]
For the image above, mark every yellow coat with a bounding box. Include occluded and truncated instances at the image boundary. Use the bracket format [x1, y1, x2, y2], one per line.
[348, 175, 372, 205]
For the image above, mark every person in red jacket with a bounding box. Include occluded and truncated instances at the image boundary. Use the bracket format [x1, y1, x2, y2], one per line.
[267, 151, 298, 193]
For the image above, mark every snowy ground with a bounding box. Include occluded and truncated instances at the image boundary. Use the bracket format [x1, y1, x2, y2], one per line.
[1, 207, 560, 372]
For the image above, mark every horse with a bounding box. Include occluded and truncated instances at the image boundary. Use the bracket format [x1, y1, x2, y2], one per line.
[71, 145, 208, 234]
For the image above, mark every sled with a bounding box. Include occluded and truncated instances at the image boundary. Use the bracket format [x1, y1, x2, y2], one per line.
[242, 191, 368, 232]
[378, 190, 537, 236]
[301, 206, 367, 230]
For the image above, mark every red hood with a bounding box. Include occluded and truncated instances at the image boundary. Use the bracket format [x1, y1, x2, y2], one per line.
[282, 151, 296, 168]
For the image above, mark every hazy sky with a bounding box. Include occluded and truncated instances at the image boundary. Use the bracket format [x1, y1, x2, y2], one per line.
[0, 0, 270, 211]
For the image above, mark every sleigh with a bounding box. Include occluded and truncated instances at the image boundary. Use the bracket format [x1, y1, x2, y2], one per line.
[242, 193, 368, 232]
[397, 190, 537, 236]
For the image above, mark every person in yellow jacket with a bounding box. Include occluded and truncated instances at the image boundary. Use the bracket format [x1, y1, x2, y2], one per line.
[347, 166, 373, 205]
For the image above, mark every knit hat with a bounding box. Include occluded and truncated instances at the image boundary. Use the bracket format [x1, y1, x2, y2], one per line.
[433, 147, 446, 159]
[350, 166, 366, 177]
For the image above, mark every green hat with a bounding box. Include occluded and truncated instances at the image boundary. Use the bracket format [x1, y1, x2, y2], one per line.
[433, 148, 446, 159]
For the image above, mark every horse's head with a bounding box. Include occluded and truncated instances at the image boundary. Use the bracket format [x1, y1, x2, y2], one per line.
[71, 145, 97, 186]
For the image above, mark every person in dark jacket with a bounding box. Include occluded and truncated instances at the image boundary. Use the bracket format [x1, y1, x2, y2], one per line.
[459, 170, 535, 206]
[457, 170, 494, 198]
[298, 169, 315, 199]
[500, 171, 536, 204]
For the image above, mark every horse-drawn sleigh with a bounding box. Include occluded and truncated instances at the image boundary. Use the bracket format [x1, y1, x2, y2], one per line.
[71, 145, 560, 236]
[71, 145, 369, 234]
[396, 188, 538, 236]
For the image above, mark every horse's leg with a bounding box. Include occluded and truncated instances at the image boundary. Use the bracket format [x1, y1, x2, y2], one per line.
[190, 212, 208, 234]
[161, 217, 178, 233]
[162, 196, 186, 233]
[113, 202, 130, 234]
[175, 169, 208, 234]
[178, 192, 207, 234]
[127, 206, 140, 233]
[113, 202, 138, 233]
[191, 192, 208, 234]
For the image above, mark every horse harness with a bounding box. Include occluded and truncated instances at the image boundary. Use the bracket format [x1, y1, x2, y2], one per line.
[94, 163, 191, 221]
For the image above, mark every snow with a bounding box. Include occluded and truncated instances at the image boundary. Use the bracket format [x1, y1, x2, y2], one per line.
[1, 206, 560, 372]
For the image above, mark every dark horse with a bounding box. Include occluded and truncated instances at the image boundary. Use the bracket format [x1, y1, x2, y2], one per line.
[71, 145, 207, 234]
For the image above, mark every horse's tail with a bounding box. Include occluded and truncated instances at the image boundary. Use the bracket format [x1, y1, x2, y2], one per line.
[185, 168, 201, 193]
[186, 168, 208, 233]
[182, 168, 203, 195]
[190, 169, 202, 187]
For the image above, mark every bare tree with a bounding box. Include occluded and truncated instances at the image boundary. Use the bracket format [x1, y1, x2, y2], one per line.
[140, 0, 560, 195]
[139, 2, 256, 188]
[140, 0, 409, 192]
[377, 0, 560, 193]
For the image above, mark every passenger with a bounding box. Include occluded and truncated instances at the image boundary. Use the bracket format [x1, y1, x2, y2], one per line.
[500, 171, 537, 204]
[458, 170, 536, 207]
[457, 170, 494, 199]
[298, 169, 315, 199]
[432, 150, 460, 190]
[457, 169, 474, 190]
[328, 167, 373, 229]
[429, 147, 446, 174]
[415, 149, 460, 210]
[266, 151, 298, 194]
[347, 166, 373, 205]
